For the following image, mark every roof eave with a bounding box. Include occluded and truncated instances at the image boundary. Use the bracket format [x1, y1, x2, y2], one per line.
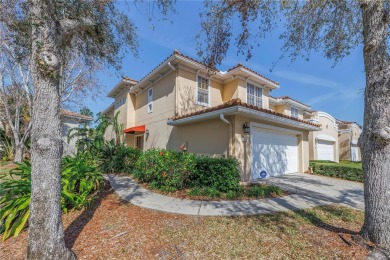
[168, 105, 321, 131]
[224, 67, 279, 89]
[108, 79, 135, 98]
[130, 53, 208, 94]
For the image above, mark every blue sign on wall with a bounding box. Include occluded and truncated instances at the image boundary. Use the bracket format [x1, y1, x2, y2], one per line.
[259, 170, 267, 178]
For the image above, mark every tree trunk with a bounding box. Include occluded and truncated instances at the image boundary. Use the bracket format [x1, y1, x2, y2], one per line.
[27, 1, 76, 259]
[13, 142, 24, 163]
[361, 1, 390, 248]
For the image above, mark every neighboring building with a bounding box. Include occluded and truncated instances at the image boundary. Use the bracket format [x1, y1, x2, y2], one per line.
[337, 120, 362, 161]
[305, 111, 339, 162]
[60, 109, 94, 156]
[102, 50, 323, 181]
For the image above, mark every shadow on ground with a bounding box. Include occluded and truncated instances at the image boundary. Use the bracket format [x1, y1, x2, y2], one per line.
[64, 180, 114, 248]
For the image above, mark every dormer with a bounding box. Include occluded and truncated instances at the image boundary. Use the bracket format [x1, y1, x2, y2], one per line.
[269, 96, 311, 120]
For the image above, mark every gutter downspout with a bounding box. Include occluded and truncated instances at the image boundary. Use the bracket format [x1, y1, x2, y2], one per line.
[167, 62, 178, 116]
[220, 114, 231, 157]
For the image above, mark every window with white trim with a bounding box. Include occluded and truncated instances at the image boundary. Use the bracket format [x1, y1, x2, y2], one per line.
[197, 76, 209, 106]
[246, 83, 262, 107]
[147, 88, 153, 113]
[291, 106, 299, 118]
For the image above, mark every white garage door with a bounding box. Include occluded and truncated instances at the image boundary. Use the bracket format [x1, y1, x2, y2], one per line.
[317, 140, 334, 161]
[251, 129, 298, 179]
[351, 145, 359, 161]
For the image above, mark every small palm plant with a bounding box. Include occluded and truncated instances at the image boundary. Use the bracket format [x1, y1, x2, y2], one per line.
[0, 153, 103, 240]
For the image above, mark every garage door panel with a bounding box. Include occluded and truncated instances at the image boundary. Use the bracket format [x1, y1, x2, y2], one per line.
[351, 145, 359, 161]
[251, 130, 298, 179]
[317, 140, 334, 161]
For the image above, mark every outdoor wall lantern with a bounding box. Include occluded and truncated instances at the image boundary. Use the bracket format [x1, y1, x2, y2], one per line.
[243, 122, 250, 134]
[145, 129, 150, 139]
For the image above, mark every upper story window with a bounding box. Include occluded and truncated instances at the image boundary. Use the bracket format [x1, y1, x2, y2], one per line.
[247, 83, 262, 108]
[197, 76, 209, 106]
[114, 97, 126, 109]
[148, 88, 153, 113]
[291, 106, 299, 118]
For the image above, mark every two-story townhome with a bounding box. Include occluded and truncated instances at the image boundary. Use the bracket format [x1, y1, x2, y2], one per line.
[102, 50, 321, 181]
[337, 120, 362, 161]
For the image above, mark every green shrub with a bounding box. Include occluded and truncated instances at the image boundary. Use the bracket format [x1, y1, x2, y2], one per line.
[309, 160, 336, 172]
[191, 156, 241, 192]
[61, 153, 104, 211]
[135, 149, 196, 191]
[265, 185, 284, 196]
[0, 161, 31, 240]
[247, 186, 266, 198]
[187, 187, 202, 196]
[225, 189, 244, 200]
[314, 162, 363, 182]
[99, 141, 141, 174]
[204, 187, 220, 198]
[0, 154, 103, 240]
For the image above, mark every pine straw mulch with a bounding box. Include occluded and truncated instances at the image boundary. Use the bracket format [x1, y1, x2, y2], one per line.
[0, 181, 371, 259]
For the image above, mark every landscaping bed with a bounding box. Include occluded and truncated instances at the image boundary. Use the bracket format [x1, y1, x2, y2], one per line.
[0, 181, 369, 259]
[135, 179, 288, 201]
[132, 148, 286, 200]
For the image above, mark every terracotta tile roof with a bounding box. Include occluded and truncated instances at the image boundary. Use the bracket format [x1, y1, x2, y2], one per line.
[60, 109, 93, 121]
[171, 98, 321, 127]
[122, 76, 138, 83]
[136, 50, 217, 86]
[336, 119, 354, 124]
[274, 96, 310, 107]
[227, 63, 279, 86]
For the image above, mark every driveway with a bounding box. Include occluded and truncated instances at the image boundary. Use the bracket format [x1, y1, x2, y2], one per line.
[257, 173, 364, 211]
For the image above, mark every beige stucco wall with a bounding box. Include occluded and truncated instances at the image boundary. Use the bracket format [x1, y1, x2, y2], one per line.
[222, 79, 239, 101]
[308, 113, 339, 162]
[176, 68, 223, 116]
[339, 132, 351, 161]
[168, 119, 229, 156]
[338, 124, 362, 161]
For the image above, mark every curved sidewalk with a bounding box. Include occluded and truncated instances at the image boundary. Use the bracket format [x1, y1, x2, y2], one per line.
[105, 174, 338, 216]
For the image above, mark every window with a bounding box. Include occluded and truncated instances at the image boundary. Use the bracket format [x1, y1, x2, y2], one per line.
[197, 76, 209, 106]
[291, 107, 299, 118]
[148, 88, 153, 113]
[135, 135, 144, 150]
[246, 83, 262, 107]
[114, 97, 126, 109]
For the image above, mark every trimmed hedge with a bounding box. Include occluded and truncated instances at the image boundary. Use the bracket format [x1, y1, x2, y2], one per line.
[134, 149, 241, 192]
[309, 160, 336, 172]
[190, 156, 241, 192]
[313, 162, 363, 182]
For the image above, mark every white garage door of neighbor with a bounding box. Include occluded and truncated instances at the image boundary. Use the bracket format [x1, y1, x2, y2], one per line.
[317, 140, 335, 161]
[351, 145, 359, 161]
[251, 129, 298, 179]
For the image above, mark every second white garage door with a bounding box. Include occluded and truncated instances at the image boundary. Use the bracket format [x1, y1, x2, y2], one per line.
[251, 129, 298, 179]
[317, 140, 335, 161]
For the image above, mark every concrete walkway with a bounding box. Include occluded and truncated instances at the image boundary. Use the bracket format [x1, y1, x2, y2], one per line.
[105, 174, 364, 216]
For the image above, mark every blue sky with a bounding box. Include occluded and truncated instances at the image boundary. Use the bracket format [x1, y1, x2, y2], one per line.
[85, 1, 365, 125]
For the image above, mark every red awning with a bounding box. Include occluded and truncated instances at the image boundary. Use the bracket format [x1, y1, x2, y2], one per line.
[123, 125, 145, 134]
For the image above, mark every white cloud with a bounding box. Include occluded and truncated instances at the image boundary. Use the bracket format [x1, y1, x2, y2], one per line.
[273, 69, 343, 90]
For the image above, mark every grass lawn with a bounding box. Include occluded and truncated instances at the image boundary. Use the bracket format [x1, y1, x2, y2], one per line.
[0, 182, 368, 259]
